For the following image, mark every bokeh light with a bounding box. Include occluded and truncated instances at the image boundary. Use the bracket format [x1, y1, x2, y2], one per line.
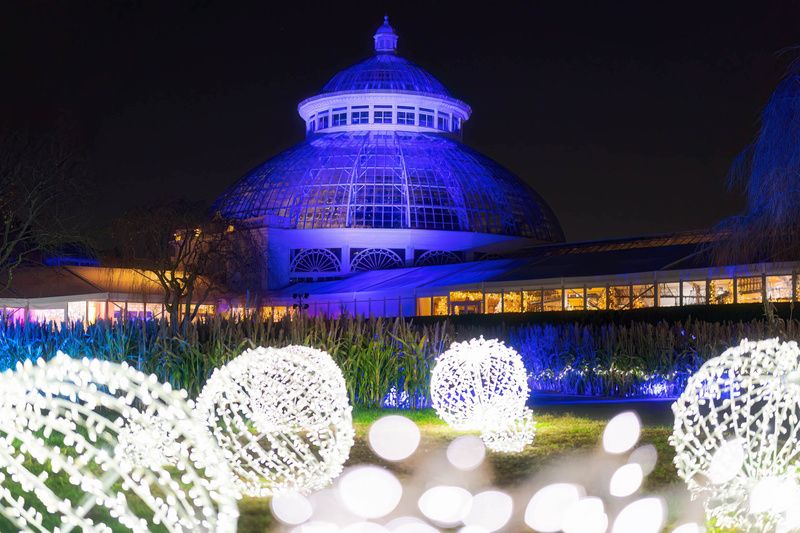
[609, 463, 643, 497]
[418, 485, 473, 526]
[611, 497, 664, 533]
[338, 466, 403, 519]
[628, 444, 658, 475]
[368, 415, 421, 462]
[561, 497, 608, 533]
[271, 492, 313, 525]
[447, 435, 486, 471]
[602, 411, 641, 454]
[463, 489, 513, 531]
[524, 483, 584, 532]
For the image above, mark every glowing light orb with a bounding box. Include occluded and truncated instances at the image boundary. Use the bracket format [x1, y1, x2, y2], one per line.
[609, 463, 643, 497]
[446, 435, 486, 471]
[271, 492, 313, 525]
[670, 338, 800, 531]
[480, 407, 536, 453]
[338, 466, 402, 519]
[0, 352, 238, 533]
[611, 497, 664, 533]
[628, 444, 658, 475]
[602, 411, 641, 454]
[463, 489, 513, 531]
[431, 337, 534, 452]
[524, 483, 584, 532]
[417, 485, 472, 526]
[431, 337, 529, 431]
[195, 345, 354, 497]
[368, 415, 421, 461]
[561, 497, 608, 533]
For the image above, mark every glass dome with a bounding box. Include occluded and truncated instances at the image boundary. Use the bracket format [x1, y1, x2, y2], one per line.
[321, 53, 452, 97]
[215, 131, 564, 242]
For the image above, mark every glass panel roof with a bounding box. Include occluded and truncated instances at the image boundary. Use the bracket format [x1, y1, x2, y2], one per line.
[215, 131, 563, 241]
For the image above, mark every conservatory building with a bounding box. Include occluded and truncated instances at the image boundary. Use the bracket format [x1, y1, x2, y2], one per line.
[214, 17, 564, 289]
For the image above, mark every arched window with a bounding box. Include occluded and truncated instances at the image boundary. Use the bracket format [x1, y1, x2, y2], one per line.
[290, 249, 342, 273]
[350, 248, 404, 271]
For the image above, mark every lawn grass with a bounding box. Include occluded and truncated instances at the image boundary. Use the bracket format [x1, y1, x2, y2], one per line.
[237, 408, 679, 532]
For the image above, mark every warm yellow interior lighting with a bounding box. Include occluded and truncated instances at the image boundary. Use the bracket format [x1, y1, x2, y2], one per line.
[709, 279, 734, 305]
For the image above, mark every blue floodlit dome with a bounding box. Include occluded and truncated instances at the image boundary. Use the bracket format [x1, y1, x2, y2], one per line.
[215, 15, 564, 274]
[321, 53, 452, 97]
[215, 131, 563, 241]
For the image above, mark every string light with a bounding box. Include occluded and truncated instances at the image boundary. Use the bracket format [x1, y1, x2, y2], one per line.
[671, 338, 800, 531]
[0, 352, 238, 532]
[430, 337, 534, 452]
[480, 407, 536, 453]
[194, 345, 354, 497]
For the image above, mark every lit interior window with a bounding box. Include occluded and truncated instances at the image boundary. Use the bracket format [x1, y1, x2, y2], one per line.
[632, 284, 655, 308]
[767, 275, 793, 301]
[543, 289, 563, 312]
[449, 291, 483, 314]
[609, 286, 631, 310]
[433, 296, 448, 315]
[658, 282, 680, 307]
[522, 290, 542, 312]
[416, 297, 432, 316]
[586, 287, 607, 310]
[565, 288, 584, 311]
[682, 281, 707, 305]
[484, 292, 503, 314]
[709, 279, 734, 304]
[503, 291, 521, 312]
[736, 276, 763, 303]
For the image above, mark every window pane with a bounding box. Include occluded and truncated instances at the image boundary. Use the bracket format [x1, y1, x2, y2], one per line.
[586, 287, 607, 310]
[450, 290, 483, 315]
[710, 279, 734, 304]
[767, 275, 793, 302]
[737, 276, 763, 303]
[67, 301, 86, 323]
[416, 297, 432, 316]
[522, 290, 542, 312]
[682, 281, 707, 305]
[543, 289, 563, 312]
[609, 286, 631, 310]
[658, 282, 680, 307]
[632, 284, 655, 308]
[433, 296, 448, 316]
[484, 292, 503, 314]
[565, 288, 584, 311]
[504, 291, 522, 312]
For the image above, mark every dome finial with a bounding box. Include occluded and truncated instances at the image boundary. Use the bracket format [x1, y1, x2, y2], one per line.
[374, 15, 398, 54]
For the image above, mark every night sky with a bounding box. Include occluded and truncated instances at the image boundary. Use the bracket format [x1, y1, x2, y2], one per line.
[2, 1, 799, 242]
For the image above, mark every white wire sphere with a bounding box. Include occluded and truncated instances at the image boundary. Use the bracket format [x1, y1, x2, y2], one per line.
[430, 337, 530, 430]
[0, 352, 239, 533]
[195, 345, 355, 497]
[481, 407, 536, 453]
[670, 338, 800, 531]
